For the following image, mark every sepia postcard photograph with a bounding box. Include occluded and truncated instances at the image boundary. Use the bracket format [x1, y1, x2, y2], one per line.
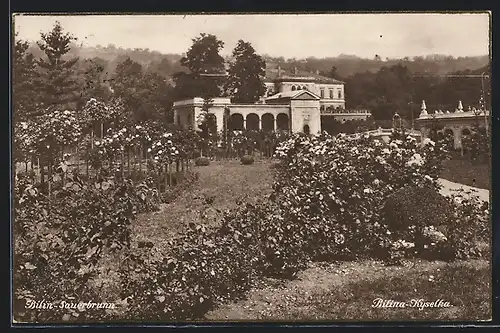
[11, 12, 492, 324]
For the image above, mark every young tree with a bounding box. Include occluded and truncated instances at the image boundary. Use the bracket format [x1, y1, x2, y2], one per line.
[78, 57, 112, 108]
[34, 21, 81, 110]
[226, 40, 267, 103]
[173, 33, 226, 99]
[13, 35, 38, 121]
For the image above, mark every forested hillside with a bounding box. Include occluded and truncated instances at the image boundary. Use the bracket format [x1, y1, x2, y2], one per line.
[25, 42, 489, 80]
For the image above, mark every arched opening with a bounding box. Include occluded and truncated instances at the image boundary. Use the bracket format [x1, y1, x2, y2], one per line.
[276, 113, 289, 131]
[246, 113, 260, 131]
[462, 128, 471, 136]
[444, 128, 454, 138]
[303, 124, 310, 134]
[229, 113, 244, 131]
[261, 113, 275, 132]
[302, 86, 307, 90]
[437, 130, 444, 140]
[291, 85, 296, 91]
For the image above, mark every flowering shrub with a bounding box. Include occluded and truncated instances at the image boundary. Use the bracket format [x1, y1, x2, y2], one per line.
[444, 188, 490, 260]
[272, 132, 448, 260]
[462, 126, 490, 164]
[383, 186, 452, 247]
[121, 200, 308, 321]
[13, 172, 164, 322]
[13, 173, 137, 322]
[14, 109, 81, 167]
[147, 132, 179, 168]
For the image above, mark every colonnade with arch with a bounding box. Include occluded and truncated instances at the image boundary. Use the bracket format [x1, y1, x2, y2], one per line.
[226, 112, 290, 132]
[420, 124, 476, 149]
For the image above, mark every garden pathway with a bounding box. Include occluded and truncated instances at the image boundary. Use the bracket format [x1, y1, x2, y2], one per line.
[438, 178, 489, 203]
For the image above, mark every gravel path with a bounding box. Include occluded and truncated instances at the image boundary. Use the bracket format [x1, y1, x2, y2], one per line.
[438, 178, 490, 203]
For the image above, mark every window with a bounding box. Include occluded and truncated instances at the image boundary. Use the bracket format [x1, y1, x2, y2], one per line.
[338, 90, 342, 99]
[291, 85, 296, 91]
[329, 89, 334, 99]
[320, 105, 325, 111]
[302, 86, 307, 90]
[320, 89, 325, 98]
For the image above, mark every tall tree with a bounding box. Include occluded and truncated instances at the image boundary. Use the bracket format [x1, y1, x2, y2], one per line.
[13, 35, 38, 121]
[226, 40, 267, 103]
[111, 57, 174, 123]
[34, 21, 81, 110]
[173, 33, 226, 99]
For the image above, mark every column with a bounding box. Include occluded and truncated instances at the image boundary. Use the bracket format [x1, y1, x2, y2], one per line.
[273, 116, 277, 132]
[453, 126, 462, 150]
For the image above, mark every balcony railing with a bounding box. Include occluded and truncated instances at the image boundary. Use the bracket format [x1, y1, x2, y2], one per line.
[320, 108, 371, 115]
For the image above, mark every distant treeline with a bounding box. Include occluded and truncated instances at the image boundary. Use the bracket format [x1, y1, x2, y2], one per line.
[25, 42, 489, 80]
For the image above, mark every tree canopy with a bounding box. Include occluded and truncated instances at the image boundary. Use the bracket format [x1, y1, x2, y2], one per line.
[226, 40, 267, 104]
[173, 33, 226, 99]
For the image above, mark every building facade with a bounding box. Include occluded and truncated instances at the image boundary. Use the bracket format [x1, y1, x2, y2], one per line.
[416, 100, 490, 149]
[173, 90, 322, 135]
[263, 66, 346, 111]
[172, 66, 371, 134]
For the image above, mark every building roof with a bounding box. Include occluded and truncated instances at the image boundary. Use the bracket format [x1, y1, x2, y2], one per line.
[265, 90, 321, 101]
[264, 67, 344, 84]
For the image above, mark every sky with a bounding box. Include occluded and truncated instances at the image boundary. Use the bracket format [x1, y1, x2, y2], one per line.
[13, 13, 490, 59]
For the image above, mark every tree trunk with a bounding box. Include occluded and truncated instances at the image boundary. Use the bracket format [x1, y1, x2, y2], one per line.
[61, 148, 65, 187]
[157, 165, 162, 193]
[164, 162, 171, 192]
[75, 145, 80, 174]
[48, 161, 52, 211]
[40, 158, 45, 184]
[132, 146, 137, 181]
[139, 145, 143, 181]
[121, 149, 125, 181]
[127, 150, 130, 178]
[168, 162, 173, 186]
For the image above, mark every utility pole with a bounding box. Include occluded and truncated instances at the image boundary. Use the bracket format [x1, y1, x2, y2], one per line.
[481, 72, 489, 138]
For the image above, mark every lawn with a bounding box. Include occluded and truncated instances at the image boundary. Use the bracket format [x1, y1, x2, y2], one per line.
[440, 159, 490, 190]
[132, 158, 275, 255]
[206, 259, 491, 321]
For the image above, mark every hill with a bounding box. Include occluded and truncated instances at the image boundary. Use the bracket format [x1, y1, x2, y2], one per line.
[25, 42, 489, 80]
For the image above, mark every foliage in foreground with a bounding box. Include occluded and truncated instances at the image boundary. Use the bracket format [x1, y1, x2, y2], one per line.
[13, 132, 490, 323]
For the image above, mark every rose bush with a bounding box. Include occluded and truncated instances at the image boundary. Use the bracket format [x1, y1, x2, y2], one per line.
[271, 132, 448, 260]
[13, 173, 161, 323]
